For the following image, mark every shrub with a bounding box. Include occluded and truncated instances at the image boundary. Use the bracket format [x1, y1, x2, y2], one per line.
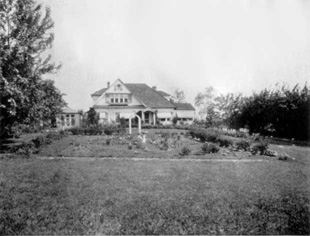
[202, 143, 219, 154]
[69, 127, 85, 135]
[180, 146, 191, 156]
[161, 132, 170, 139]
[46, 132, 62, 141]
[106, 139, 111, 145]
[235, 139, 251, 151]
[217, 137, 233, 147]
[278, 153, 290, 160]
[32, 135, 50, 149]
[10, 141, 36, 157]
[264, 149, 278, 157]
[251, 141, 268, 155]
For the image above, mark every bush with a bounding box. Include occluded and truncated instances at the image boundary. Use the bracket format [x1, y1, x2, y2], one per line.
[251, 141, 268, 155]
[161, 132, 170, 139]
[10, 141, 36, 157]
[217, 137, 233, 147]
[106, 139, 111, 145]
[202, 143, 220, 154]
[235, 139, 251, 151]
[264, 149, 278, 157]
[32, 135, 49, 149]
[179, 146, 191, 156]
[68, 127, 85, 135]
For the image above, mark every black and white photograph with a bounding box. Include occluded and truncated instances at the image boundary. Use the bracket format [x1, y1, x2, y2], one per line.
[0, 0, 309, 234]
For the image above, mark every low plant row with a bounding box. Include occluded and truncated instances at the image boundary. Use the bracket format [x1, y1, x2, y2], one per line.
[188, 128, 282, 158]
[9, 131, 66, 157]
[141, 124, 192, 130]
[68, 126, 126, 136]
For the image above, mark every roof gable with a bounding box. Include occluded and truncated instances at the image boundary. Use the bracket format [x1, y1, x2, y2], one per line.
[91, 80, 180, 109]
[125, 84, 175, 108]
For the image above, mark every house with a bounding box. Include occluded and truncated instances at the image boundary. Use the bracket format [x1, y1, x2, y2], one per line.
[91, 79, 195, 125]
[56, 106, 81, 129]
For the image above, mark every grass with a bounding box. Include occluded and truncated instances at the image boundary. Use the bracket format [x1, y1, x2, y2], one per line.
[1, 128, 309, 234]
[1, 153, 310, 234]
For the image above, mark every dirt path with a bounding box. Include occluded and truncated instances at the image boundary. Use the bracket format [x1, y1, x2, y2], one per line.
[36, 156, 271, 162]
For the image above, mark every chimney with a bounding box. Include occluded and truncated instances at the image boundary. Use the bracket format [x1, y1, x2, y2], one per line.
[152, 86, 157, 90]
[107, 82, 110, 88]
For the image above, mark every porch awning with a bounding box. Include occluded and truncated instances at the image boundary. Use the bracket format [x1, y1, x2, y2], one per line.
[157, 112, 172, 118]
[120, 113, 134, 119]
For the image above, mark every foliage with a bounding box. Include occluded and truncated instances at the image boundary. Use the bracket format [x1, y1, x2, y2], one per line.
[172, 89, 186, 103]
[179, 146, 191, 156]
[68, 125, 125, 136]
[201, 143, 219, 153]
[251, 141, 269, 155]
[0, 0, 66, 139]
[216, 137, 233, 147]
[229, 83, 310, 141]
[172, 115, 178, 125]
[235, 139, 251, 151]
[86, 107, 99, 127]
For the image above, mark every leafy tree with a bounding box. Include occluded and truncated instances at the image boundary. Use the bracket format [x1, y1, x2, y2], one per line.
[0, 0, 65, 138]
[195, 86, 221, 126]
[229, 83, 310, 140]
[173, 89, 186, 103]
[87, 107, 99, 127]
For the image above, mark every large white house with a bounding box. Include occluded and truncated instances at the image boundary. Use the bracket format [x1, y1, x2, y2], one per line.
[91, 79, 195, 125]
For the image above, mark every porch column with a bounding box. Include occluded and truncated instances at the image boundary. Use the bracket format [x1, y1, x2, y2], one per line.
[153, 112, 156, 124]
[141, 111, 145, 123]
[129, 118, 132, 134]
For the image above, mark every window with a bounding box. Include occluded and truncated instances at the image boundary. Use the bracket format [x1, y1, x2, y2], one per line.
[160, 118, 166, 122]
[109, 94, 129, 104]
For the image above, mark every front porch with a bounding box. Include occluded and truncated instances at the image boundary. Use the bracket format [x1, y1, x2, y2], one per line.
[136, 110, 157, 125]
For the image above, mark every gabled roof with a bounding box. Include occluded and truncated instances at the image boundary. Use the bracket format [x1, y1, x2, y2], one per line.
[91, 88, 107, 96]
[174, 103, 195, 111]
[124, 83, 175, 108]
[156, 90, 170, 97]
[91, 81, 195, 110]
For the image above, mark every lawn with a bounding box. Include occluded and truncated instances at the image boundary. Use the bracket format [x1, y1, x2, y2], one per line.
[1, 150, 310, 235]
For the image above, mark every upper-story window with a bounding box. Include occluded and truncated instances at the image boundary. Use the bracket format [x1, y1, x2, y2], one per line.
[108, 93, 129, 104]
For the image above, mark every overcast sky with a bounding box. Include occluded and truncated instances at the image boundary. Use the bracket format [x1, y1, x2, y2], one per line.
[42, 0, 310, 111]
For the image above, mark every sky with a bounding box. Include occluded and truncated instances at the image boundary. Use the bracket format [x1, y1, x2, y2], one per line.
[42, 0, 310, 111]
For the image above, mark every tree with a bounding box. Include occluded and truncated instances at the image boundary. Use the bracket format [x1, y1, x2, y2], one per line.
[194, 86, 218, 125]
[228, 83, 310, 140]
[173, 89, 186, 103]
[0, 0, 65, 138]
[87, 107, 99, 127]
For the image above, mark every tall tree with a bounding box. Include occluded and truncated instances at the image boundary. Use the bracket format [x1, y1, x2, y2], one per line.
[194, 86, 218, 125]
[173, 89, 186, 103]
[0, 0, 65, 138]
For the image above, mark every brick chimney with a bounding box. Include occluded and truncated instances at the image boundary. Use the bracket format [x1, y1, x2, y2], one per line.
[152, 86, 157, 90]
[107, 82, 110, 88]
